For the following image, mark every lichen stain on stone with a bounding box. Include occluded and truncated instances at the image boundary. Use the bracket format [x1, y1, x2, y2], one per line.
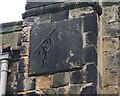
[69, 50, 74, 57]
[66, 57, 70, 64]
[69, 62, 74, 67]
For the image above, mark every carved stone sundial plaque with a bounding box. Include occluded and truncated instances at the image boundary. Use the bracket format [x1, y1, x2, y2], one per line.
[29, 13, 97, 76]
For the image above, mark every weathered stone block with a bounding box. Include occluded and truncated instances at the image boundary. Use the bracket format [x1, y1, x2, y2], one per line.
[51, 10, 69, 21]
[19, 59, 25, 73]
[86, 64, 97, 84]
[56, 87, 65, 95]
[103, 85, 119, 95]
[35, 14, 51, 25]
[103, 37, 119, 52]
[21, 43, 27, 55]
[21, 42, 29, 56]
[103, 69, 118, 87]
[22, 17, 35, 27]
[23, 77, 36, 91]
[103, 5, 119, 24]
[0, 32, 21, 49]
[103, 21, 120, 37]
[82, 46, 97, 64]
[103, 28, 120, 37]
[11, 50, 20, 62]
[19, 56, 29, 73]
[43, 88, 56, 95]
[103, 52, 120, 69]
[36, 76, 53, 90]
[83, 31, 97, 47]
[68, 84, 81, 95]
[69, 7, 93, 19]
[80, 86, 97, 95]
[17, 74, 36, 92]
[83, 12, 97, 35]
[16, 73, 25, 92]
[102, 5, 120, 37]
[70, 70, 83, 84]
[52, 72, 70, 88]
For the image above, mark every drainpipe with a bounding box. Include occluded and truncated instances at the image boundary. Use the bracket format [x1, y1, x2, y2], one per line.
[0, 60, 9, 95]
[0, 46, 12, 96]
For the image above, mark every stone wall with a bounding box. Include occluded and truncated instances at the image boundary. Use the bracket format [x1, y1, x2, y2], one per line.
[101, 2, 120, 94]
[0, 1, 119, 96]
[17, 2, 101, 95]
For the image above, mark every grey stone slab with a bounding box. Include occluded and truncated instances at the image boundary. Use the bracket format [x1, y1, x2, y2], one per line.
[52, 72, 70, 88]
[86, 64, 97, 84]
[68, 84, 81, 95]
[80, 86, 97, 95]
[29, 18, 83, 76]
[82, 46, 97, 64]
[16, 73, 25, 92]
[70, 70, 83, 84]
[19, 59, 25, 73]
[83, 12, 98, 35]
[29, 13, 98, 76]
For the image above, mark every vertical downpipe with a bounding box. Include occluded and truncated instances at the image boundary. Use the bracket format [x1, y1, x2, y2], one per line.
[0, 60, 9, 96]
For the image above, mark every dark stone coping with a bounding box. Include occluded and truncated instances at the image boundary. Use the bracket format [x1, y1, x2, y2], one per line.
[102, 2, 119, 6]
[22, 2, 102, 19]
[25, 2, 60, 10]
[0, 21, 23, 34]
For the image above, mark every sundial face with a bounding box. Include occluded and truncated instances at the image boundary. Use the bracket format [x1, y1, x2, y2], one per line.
[29, 18, 82, 76]
[29, 13, 97, 76]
